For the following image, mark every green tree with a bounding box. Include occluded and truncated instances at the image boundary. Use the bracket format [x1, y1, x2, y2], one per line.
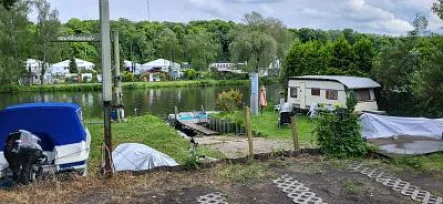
[329, 37, 353, 71]
[155, 28, 182, 62]
[0, 0, 31, 84]
[352, 38, 374, 73]
[230, 30, 277, 72]
[34, 0, 60, 84]
[0, 0, 17, 10]
[433, 0, 443, 20]
[69, 58, 78, 73]
[185, 30, 221, 71]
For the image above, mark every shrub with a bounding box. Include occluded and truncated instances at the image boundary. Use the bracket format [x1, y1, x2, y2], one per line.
[121, 71, 134, 82]
[186, 69, 196, 80]
[315, 92, 368, 157]
[216, 89, 244, 112]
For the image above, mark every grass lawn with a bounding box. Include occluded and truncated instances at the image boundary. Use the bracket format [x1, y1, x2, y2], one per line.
[85, 114, 223, 174]
[215, 111, 317, 146]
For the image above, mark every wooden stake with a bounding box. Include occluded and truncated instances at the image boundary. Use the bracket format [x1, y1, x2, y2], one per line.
[245, 106, 254, 156]
[290, 114, 299, 151]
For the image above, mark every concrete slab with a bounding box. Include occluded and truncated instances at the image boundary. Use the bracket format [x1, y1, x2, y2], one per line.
[367, 136, 443, 157]
[195, 136, 293, 159]
[378, 141, 443, 155]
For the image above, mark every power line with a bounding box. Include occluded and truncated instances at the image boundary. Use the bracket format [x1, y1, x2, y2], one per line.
[147, 0, 151, 22]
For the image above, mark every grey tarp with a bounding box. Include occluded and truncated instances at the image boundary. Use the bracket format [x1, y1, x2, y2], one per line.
[112, 143, 178, 172]
[360, 113, 443, 139]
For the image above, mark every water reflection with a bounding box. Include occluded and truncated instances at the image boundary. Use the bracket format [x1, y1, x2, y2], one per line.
[0, 84, 282, 118]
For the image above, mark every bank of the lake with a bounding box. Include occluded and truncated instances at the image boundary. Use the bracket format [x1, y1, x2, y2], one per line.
[0, 80, 253, 93]
[86, 114, 223, 174]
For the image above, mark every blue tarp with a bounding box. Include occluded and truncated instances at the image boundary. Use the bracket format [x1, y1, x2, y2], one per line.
[0, 102, 86, 151]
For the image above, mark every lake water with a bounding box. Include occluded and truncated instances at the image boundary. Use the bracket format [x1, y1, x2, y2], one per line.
[0, 84, 282, 119]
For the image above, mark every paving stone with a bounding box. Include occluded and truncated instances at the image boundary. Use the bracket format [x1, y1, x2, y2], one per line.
[197, 192, 228, 204]
[274, 174, 328, 204]
[348, 161, 443, 204]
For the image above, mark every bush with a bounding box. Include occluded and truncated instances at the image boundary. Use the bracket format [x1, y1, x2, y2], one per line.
[315, 92, 368, 157]
[216, 89, 244, 112]
[186, 69, 196, 80]
[121, 71, 134, 82]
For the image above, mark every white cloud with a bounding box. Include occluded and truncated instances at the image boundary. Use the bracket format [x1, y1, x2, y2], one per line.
[260, 4, 275, 15]
[46, 0, 443, 36]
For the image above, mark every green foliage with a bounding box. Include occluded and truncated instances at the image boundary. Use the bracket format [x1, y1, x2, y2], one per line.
[216, 89, 244, 112]
[0, 0, 17, 10]
[433, 0, 443, 20]
[315, 94, 368, 157]
[185, 69, 196, 80]
[121, 71, 135, 82]
[185, 30, 221, 71]
[69, 58, 78, 73]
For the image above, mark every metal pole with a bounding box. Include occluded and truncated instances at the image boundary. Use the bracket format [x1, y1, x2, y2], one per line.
[100, 0, 113, 178]
[113, 31, 123, 122]
[250, 73, 259, 115]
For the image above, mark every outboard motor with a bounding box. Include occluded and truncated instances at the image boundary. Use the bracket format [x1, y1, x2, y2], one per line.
[3, 130, 46, 185]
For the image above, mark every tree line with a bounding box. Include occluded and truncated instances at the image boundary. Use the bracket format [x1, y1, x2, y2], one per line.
[1, 0, 443, 117]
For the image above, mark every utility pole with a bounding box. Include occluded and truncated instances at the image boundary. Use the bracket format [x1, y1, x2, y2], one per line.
[113, 30, 123, 122]
[99, 0, 113, 178]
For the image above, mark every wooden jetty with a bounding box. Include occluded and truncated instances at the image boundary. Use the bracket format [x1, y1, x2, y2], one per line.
[178, 120, 219, 136]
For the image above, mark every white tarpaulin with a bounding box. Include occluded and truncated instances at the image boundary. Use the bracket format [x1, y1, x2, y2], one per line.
[360, 113, 443, 139]
[112, 143, 178, 172]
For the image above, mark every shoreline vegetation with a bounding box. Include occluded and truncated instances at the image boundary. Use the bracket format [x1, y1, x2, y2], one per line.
[0, 80, 262, 93]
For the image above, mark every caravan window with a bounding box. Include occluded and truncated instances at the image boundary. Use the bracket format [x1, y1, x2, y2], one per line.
[311, 88, 320, 96]
[326, 90, 338, 100]
[290, 87, 298, 98]
[355, 89, 371, 101]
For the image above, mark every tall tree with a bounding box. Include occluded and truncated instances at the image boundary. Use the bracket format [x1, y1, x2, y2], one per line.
[34, 0, 60, 84]
[409, 13, 428, 37]
[69, 58, 78, 73]
[0, 0, 31, 84]
[0, 0, 17, 10]
[230, 30, 277, 72]
[432, 0, 443, 20]
[155, 28, 182, 62]
[329, 37, 353, 70]
[352, 38, 374, 73]
[185, 30, 221, 71]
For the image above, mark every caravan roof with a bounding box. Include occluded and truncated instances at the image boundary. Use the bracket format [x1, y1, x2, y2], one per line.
[289, 75, 381, 89]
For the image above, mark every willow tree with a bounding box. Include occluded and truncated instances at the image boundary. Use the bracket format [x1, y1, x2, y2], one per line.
[185, 30, 221, 71]
[229, 30, 277, 72]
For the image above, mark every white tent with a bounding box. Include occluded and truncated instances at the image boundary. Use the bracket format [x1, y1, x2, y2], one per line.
[25, 59, 49, 74]
[142, 59, 181, 73]
[50, 58, 95, 75]
[124, 60, 143, 74]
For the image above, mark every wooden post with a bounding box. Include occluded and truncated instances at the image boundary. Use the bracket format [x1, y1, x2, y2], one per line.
[245, 106, 254, 156]
[290, 114, 299, 151]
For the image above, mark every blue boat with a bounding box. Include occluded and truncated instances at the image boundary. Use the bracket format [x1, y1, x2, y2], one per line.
[0, 102, 91, 178]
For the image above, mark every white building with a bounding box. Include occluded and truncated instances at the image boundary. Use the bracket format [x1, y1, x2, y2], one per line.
[142, 59, 180, 73]
[50, 58, 95, 75]
[24, 59, 52, 84]
[287, 75, 381, 112]
[209, 62, 247, 72]
[124, 60, 143, 74]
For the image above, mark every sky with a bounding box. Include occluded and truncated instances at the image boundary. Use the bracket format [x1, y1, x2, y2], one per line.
[44, 0, 443, 36]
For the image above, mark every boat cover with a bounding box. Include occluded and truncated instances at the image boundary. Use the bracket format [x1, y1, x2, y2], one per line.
[112, 143, 178, 172]
[0, 103, 90, 171]
[360, 113, 443, 139]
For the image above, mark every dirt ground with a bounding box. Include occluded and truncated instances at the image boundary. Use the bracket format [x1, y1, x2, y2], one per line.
[196, 135, 294, 158]
[1, 155, 442, 204]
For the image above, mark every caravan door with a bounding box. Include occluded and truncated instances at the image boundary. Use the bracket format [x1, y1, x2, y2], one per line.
[288, 82, 307, 109]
